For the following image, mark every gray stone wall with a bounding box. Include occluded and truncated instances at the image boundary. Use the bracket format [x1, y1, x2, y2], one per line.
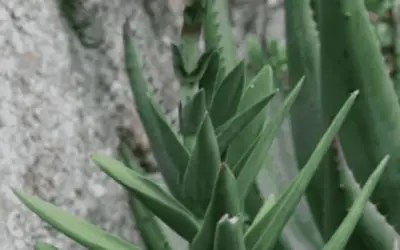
[0, 0, 284, 249]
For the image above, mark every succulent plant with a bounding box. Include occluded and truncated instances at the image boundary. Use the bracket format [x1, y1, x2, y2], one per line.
[14, 0, 400, 249]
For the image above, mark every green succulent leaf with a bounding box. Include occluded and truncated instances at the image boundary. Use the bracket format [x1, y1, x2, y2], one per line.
[226, 65, 277, 171]
[190, 163, 241, 250]
[210, 61, 246, 128]
[231, 129, 263, 176]
[117, 139, 174, 250]
[284, 0, 325, 232]
[248, 194, 276, 232]
[244, 90, 359, 250]
[215, 89, 278, 154]
[203, 0, 237, 76]
[179, 89, 207, 150]
[198, 50, 221, 108]
[172, 44, 215, 84]
[14, 191, 140, 250]
[35, 242, 58, 250]
[236, 77, 304, 198]
[92, 154, 199, 241]
[320, 0, 400, 230]
[213, 214, 246, 250]
[148, 96, 190, 175]
[336, 141, 400, 250]
[129, 198, 173, 250]
[323, 155, 390, 250]
[123, 21, 182, 199]
[182, 112, 221, 217]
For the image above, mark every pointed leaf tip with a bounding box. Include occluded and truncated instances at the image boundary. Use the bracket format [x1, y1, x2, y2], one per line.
[14, 191, 140, 250]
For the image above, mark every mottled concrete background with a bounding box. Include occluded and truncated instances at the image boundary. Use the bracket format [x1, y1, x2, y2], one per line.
[0, 0, 285, 249]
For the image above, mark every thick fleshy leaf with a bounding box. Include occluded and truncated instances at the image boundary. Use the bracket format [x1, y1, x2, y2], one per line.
[123, 22, 181, 198]
[225, 66, 276, 231]
[199, 51, 221, 108]
[129, 198, 174, 250]
[336, 141, 400, 250]
[179, 90, 207, 151]
[213, 214, 246, 250]
[244, 90, 359, 250]
[182, 112, 221, 217]
[148, 96, 190, 175]
[231, 128, 264, 176]
[14, 191, 140, 250]
[171, 43, 216, 84]
[190, 163, 241, 250]
[117, 139, 174, 250]
[215, 89, 278, 154]
[35, 242, 58, 250]
[320, 0, 400, 229]
[226, 65, 275, 169]
[203, 0, 237, 76]
[236, 77, 304, 199]
[284, 0, 325, 233]
[92, 154, 199, 241]
[210, 61, 246, 128]
[248, 194, 276, 232]
[323, 155, 390, 250]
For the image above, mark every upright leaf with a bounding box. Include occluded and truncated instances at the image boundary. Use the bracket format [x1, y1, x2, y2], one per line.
[210, 61, 246, 128]
[199, 50, 221, 108]
[203, 0, 237, 76]
[215, 89, 278, 154]
[244, 91, 359, 250]
[148, 96, 190, 175]
[336, 141, 400, 250]
[320, 0, 400, 231]
[213, 215, 246, 250]
[118, 140, 174, 250]
[123, 21, 182, 199]
[323, 155, 390, 250]
[226, 65, 275, 168]
[180, 90, 207, 151]
[190, 163, 241, 250]
[236, 77, 304, 199]
[182, 112, 221, 217]
[284, 0, 325, 231]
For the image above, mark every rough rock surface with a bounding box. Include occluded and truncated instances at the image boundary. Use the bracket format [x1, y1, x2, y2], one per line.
[0, 0, 284, 249]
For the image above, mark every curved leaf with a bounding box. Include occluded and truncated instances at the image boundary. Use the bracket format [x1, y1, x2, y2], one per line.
[244, 90, 359, 250]
[236, 77, 304, 199]
[203, 0, 237, 76]
[210, 61, 246, 128]
[320, 0, 400, 230]
[123, 21, 181, 199]
[215, 89, 278, 154]
[226, 65, 275, 168]
[92, 154, 199, 241]
[190, 163, 241, 250]
[14, 191, 140, 250]
[336, 141, 400, 250]
[182, 112, 221, 217]
[323, 155, 390, 250]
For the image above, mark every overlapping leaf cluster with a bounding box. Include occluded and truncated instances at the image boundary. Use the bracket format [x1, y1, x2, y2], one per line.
[14, 0, 400, 249]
